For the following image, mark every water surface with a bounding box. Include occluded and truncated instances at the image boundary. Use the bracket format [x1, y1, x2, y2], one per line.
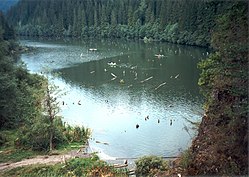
[20, 38, 209, 159]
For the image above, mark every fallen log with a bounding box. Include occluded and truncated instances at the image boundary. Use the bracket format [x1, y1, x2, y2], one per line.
[140, 76, 153, 83]
[155, 82, 166, 90]
[96, 140, 109, 145]
[175, 74, 180, 79]
[113, 164, 128, 168]
[111, 73, 117, 78]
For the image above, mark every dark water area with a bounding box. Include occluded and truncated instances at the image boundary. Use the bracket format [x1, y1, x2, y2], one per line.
[20, 38, 209, 160]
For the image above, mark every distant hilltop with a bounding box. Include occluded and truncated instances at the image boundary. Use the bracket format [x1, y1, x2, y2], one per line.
[0, 0, 19, 13]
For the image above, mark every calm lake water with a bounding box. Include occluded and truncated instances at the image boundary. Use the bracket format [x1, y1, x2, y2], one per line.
[20, 38, 209, 160]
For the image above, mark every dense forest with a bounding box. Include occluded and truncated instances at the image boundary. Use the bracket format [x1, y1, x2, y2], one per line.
[7, 0, 232, 47]
[0, 11, 27, 129]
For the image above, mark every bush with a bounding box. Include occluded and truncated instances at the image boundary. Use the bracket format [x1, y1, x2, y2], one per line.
[3, 156, 128, 177]
[64, 125, 92, 144]
[16, 115, 59, 151]
[179, 149, 192, 169]
[135, 156, 168, 176]
[16, 116, 91, 151]
[0, 132, 7, 146]
[57, 155, 128, 176]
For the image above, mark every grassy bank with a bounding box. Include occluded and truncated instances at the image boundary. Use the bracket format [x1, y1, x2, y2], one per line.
[0, 155, 129, 177]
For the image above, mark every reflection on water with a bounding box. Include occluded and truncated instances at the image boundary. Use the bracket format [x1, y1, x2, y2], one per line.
[20, 38, 209, 159]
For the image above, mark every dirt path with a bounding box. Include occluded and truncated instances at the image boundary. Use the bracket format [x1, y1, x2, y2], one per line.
[0, 150, 90, 172]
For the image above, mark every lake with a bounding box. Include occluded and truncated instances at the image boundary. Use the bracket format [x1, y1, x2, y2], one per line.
[20, 38, 209, 160]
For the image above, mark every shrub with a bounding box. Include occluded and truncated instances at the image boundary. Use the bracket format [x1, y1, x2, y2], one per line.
[64, 125, 91, 144]
[3, 156, 128, 177]
[135, 155, 168, 176]
[16, 116, 91, 151]
[179, 149, 192, 169]
[17, 116, 67, 151]
[0, 132, 7, 146]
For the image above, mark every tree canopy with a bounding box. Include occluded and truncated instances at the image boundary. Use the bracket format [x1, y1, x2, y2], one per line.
[0, 12, 40, 129]
[7, 0, 233, 47]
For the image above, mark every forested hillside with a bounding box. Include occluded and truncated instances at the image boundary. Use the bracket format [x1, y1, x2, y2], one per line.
[7, 0, 231, 47]
[0, 11, 15, 40]
[187, 2, 248, 175]
[0, 11, 42, 129]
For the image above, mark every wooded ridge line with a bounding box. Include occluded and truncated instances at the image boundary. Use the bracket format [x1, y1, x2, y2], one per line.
[7, 0, 234, 47]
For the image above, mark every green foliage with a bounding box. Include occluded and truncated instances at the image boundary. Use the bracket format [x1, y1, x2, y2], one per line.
[16, 116, 91, 152]
[190, 1, 248, 175]
[0, 59, 17, 128]
[2, 156, 128, 177]
[7, 0, 234, 47]
[0, 44, 44, 129]
[0, 13, 45, 129]
[16, 116, 65, 151]
[2, 166, 59, 177]
[135, 156, 168, 176]
[198, 2, 248, 111]
[198, 52, 221, 97]
[0, 129, 41, 163]
[179, 149, 192, 169]
[0, 133, 7, 146]
[0, 8, 94, 169]
[0, 149, 38, 163]
[0, 12, 15, 40]
[0, 36, 91, 152]
[57, 156, 104, 176]
[64, 125, 92, 144]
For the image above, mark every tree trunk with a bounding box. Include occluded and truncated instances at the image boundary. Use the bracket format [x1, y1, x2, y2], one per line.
[49, 126, 53, 152]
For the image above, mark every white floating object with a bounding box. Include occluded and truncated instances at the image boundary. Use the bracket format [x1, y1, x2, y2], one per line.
[155, 82, 166, 90]
[140, 76, 153, 83]
[89, 48, 97, 51]
[108, 62, 117, 67]
[155, 54, 164, 58]
[111, 73, 117, 78]
[120, 79, 125, 84]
